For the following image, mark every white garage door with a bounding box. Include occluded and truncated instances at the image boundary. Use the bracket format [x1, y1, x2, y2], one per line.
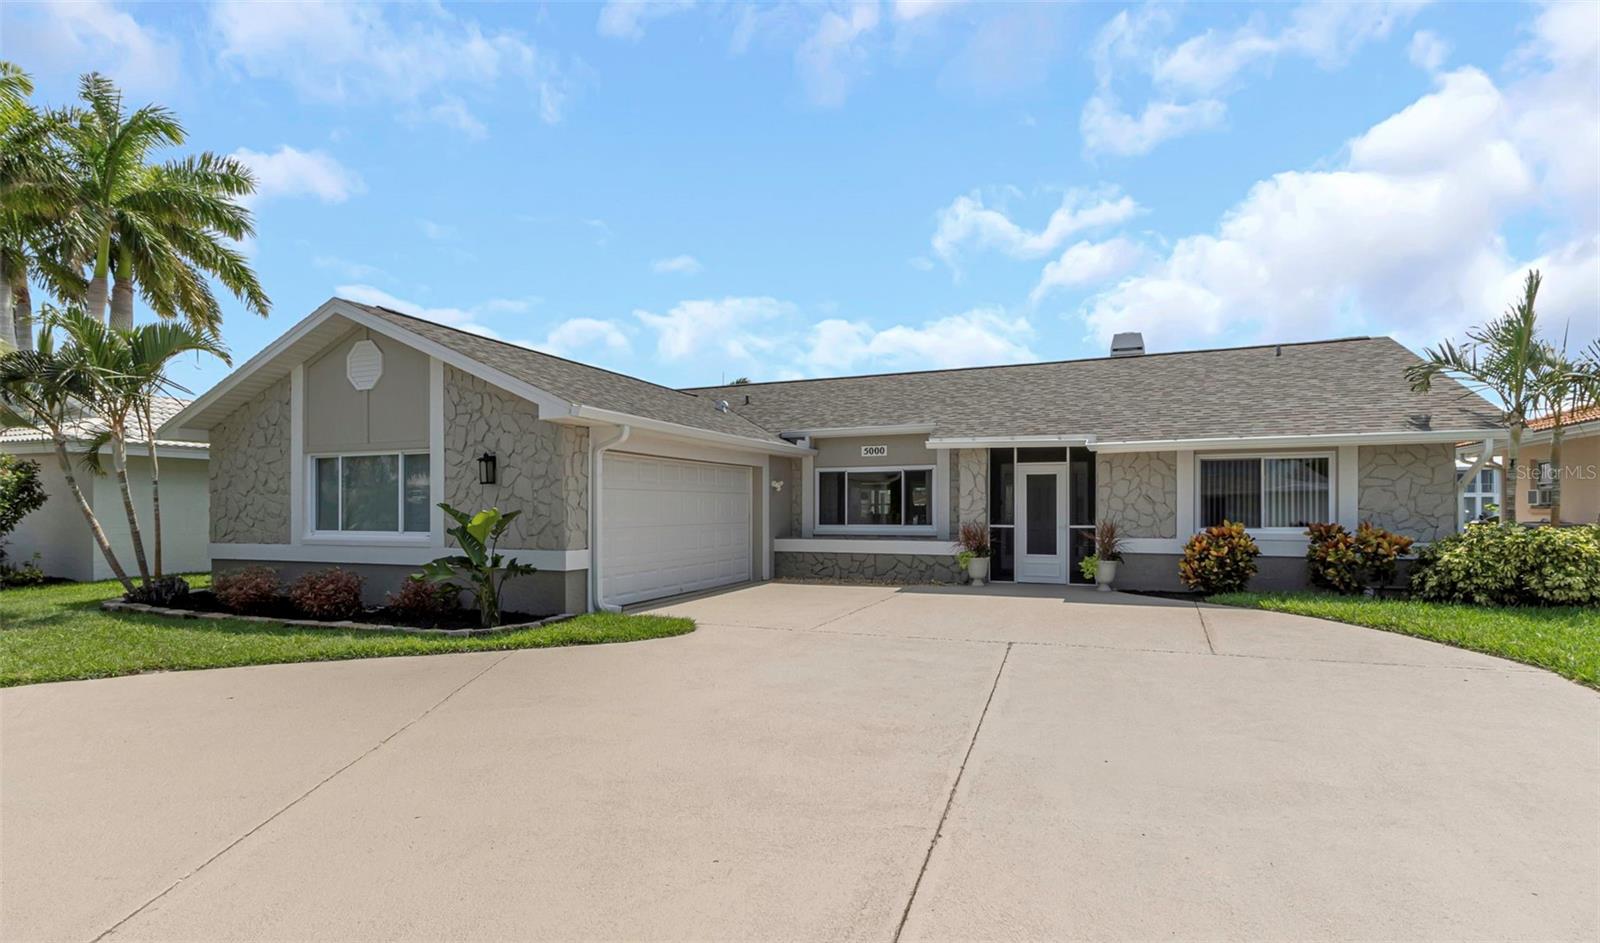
[601, 454, 753, 606]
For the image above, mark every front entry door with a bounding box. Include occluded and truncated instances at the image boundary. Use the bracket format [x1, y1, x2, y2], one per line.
[1015, 463, 1068, 583]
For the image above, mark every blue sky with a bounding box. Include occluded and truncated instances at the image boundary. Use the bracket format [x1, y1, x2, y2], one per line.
[5, 1, 1596, 396]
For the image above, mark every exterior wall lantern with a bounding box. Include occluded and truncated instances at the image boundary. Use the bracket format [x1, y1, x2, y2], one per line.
[477, 452, 497, 485]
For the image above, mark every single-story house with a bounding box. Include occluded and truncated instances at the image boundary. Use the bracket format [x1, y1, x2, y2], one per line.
[1497, 404, 1600, 525]
[2, 397, 210, 580]
[159, 299, 1506, 612]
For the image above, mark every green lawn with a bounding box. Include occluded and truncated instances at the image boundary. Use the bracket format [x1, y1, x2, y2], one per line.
[1209, 591, 1600, 689]
[0, 576, 694, 687]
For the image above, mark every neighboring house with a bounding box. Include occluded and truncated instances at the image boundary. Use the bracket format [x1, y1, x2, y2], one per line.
[1, 397, 210, 580]
[1496, 405, 1600, 525]
[161, 299, 1505, 613]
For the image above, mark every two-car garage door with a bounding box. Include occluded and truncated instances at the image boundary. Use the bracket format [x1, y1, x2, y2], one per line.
[600, 454, 752, 606]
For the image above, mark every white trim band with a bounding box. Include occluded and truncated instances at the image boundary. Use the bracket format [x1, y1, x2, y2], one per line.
[775, 537, 959, 556]
[210, 543, 590, 571]
[1091, 429, 1506, 453]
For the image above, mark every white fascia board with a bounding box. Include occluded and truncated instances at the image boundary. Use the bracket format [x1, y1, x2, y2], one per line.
[775, 537, 958, 556]
[211, 542, 589, 571]
[781, 423, 937, 438]
[573, 405, 813, 456]
[1090, 429, 1507, 453]
[1, 441, 207, 460]
[926, 434, 1093, 448]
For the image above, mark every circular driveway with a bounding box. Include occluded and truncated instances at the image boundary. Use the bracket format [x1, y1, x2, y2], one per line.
[3, 582, 1595, 941]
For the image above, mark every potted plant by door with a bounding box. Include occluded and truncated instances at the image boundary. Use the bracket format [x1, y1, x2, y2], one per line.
[957, 522, 992, 586]
[1093, 519, 1124, 592]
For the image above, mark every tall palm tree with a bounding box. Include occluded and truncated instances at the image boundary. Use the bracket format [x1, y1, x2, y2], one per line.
[0, 311, 134, 591]
[58, 73, 269, 332]
[1406, 270, 1550, 525]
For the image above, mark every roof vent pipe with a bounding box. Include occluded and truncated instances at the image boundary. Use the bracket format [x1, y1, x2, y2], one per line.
[715, 399, 730, 413]
[1110, 332, 1145, 357]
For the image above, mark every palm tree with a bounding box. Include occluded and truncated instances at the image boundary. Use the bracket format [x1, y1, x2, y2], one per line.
[1534, 341, 1600, 526]
[0, 310, 134, 591]
[1406, 270, 1550, 525]
[59, 309, 228, 583]
[58, 73, 269, 332]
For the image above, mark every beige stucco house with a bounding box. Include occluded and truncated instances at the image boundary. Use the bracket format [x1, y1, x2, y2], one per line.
[160, 299, 1506, 612]
[1497, 405, 1600, 525]
[2, 397, 210, 581]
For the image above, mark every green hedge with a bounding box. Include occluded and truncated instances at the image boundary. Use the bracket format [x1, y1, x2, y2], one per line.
[1411, 524, 1600, 606]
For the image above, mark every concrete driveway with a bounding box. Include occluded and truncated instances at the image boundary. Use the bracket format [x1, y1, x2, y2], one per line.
[2, 583, 1595, 942]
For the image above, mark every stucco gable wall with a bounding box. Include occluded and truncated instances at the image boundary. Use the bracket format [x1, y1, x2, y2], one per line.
[210, 378, 290, 544]
[1358, 443, 1457, 541]
[443, 366, 588, 551]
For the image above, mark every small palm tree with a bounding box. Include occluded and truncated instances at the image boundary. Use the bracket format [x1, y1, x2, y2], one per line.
[0, 312, 134, 591]
[1407, 270, 1551, 525]
[57, 73, 269, 332]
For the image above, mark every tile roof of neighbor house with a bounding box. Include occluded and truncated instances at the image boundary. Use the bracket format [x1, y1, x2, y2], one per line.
[354, 304, 786, 444]
[1527, 404, 1600, 431]
[688, 337, 1506, 442]
[0, 395, 201, 449]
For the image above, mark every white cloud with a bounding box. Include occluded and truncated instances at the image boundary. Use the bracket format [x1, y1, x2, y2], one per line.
[313, 256, 388, 281]
[210, 1, 574, 130]
[336, 283, 625, 359]
[1079, 47, 1599, 355]
[411, 96, 488, 140]
[636, 297, 796, 361]
[1082, 1, 1426, 156]
[417, 219, 457, 241]
[932, 188, 1140, 266]
[3, 0, 179, 92]
[795, 0, 881, 107]
[539, 318, 632, 357]
[892, 0, 965, 22]
[651, 254, 703, 275]
[804, 307, 1035, 372]
[1408, 29, 1450, 72]
[232, 146, 364, 204]
[597, 0, 695, 41]
[1031, 238, 1146, 302]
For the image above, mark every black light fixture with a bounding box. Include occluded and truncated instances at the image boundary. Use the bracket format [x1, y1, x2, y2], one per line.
[477, 451, 497, 485]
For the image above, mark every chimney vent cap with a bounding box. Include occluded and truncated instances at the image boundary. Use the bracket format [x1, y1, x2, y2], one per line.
[1110, 332, 1145, 357]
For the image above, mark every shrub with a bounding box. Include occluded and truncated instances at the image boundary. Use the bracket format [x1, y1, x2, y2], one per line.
[420, 505, 537, 627]
[958, 521, 992, 558]
[125, 575, 191, 606]
[213, 566, 283, 614]
[0, 455, 47, 565]
[386, 576, 460, 625]
[1412, 524, 1600, 606]
[1094, 519, 1124, 562]
[288, 567, 365, 620]
[1179, 521, 1261, 594]
[0, 553, 47, 588]
[1306, 521, 1416, 593]
[1306, 523, 1362, 593]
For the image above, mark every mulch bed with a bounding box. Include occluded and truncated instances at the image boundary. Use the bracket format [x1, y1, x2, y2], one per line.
[105, 589, 564, 637]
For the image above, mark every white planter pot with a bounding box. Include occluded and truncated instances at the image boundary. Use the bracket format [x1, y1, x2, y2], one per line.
[967, 556, 990, 586]
[1095, 558, 1119, 592]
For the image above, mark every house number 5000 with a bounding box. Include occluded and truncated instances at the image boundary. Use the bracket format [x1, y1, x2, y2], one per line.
[860, 445, 889, 458]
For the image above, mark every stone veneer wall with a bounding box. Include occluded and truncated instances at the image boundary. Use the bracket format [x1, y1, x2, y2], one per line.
[210, 378, 291, 543]
[443, 366, 589, 550]
[789, 457, 803, 536]
[776, 551, 962, 583]
[957, 448, 988, 529]
[1358, 443, 1457, 541]
[1095, 451, 1177, 538]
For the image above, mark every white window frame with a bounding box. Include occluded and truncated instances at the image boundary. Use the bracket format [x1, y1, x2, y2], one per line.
[1195, 450, 1336, 534]
[306, 449, 432, 543]
[814, 465, 938, 536]
[1459, 466, 1499, 524]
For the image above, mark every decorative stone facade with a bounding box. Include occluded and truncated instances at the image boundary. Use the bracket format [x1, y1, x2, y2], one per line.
[957, 448, 988, 529]
[1358, 443, 1457, 541]
[1096, 451, 1177, 538]
[210, 378, 290, 544]
[443, 366, 589, 551]
[788, 457, 803, 536]
[776, 551, 962, 583]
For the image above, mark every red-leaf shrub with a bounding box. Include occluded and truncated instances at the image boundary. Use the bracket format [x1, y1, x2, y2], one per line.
[386, 577, 459, 625]
[288, 567, 364, 620]
[1306, 522, 1362, 594]
[1354, 521, 1414, 588]
[213, 566, 283, 614]
[1179, 521, 1260, 594]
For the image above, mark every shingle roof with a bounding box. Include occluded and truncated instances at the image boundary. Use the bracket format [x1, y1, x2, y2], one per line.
[1527, 404, 1600, 431]
[353, 304, 785, 444]
[688, 337, 1504, 442]
[1, 396, 202, 449]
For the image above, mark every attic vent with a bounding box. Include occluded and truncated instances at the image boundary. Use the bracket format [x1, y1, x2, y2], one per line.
[1110, 332, 1145, 357]
[346, 339, 383, 390]
[714, 399, 731, 413]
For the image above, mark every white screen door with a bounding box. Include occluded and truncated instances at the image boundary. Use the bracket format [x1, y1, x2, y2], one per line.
[1015, 464, 1068, 583]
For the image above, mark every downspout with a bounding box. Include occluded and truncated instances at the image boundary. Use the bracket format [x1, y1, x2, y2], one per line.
[588, 423, 632, 613]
